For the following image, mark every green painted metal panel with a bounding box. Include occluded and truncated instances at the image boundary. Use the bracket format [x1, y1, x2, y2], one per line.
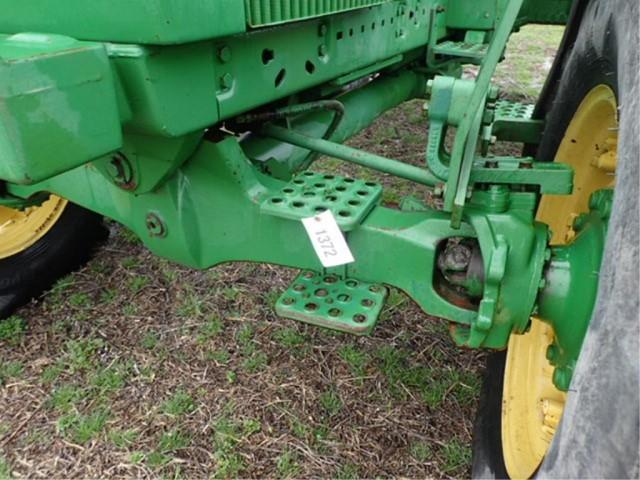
[245, 0, 391, 27]
[0, 0, 246, 45]
[0, 33, 121, 184]
[214, 1, 438, 119]
[107, 43, 219, 138]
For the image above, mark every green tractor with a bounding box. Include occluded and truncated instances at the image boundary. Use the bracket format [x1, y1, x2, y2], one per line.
[0, 0, 637, 477]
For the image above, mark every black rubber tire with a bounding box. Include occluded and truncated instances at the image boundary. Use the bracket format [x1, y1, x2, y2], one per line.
[0, 202, 107, 319]
[472, 1, 639, 478]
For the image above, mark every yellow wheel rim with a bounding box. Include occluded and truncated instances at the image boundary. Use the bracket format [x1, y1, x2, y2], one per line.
[502, 84, 618, 479]
[0, 195, 68, 260]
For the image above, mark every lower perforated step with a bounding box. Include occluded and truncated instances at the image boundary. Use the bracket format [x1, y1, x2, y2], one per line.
[494, 100, 535, 121]
[261, 171, 382, 231]
[492, 100, 542, 144]
[433, 40, 488, 62]
[276, 270, 387, 335]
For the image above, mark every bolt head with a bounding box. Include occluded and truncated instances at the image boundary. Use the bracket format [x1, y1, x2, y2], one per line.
[588, 189, 613, 218]
[106, 157, 123, 179]
[221, 73, 233, 89]
[146, 213, 166, 238]
[318, 44, 328, 57]
[546, 344, 558, 363]
[426, 79, 434, 97]
[552, 367, 571, 391]
[488, 85, 500, 101]
[218, 45, 231, 63]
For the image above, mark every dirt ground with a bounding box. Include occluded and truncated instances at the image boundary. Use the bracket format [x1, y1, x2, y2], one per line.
[0, 25, 563, 479]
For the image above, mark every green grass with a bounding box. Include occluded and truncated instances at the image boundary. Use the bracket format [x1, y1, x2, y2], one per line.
[338, 345, 369, 378]
[0, 456, 11, 480]
[68, 292, 92, 308]
[335, 462, 359, 480]
[90, 363, 129, 394]
[40, 363, 65, 383]
[109, 429, 139, 449]
[146, 451, 171, 469]
[128, 276, 150, 293]
[129, 451, 145, 464]
[318, 388, 342, 417]
[49, 384, 86, 413]
[0, 316, 26, 344]
[441, 439, 472, 474]
[242, 350, 268, 372]
[410, 441, 433, 462]
[276, 449, 301, 479]
[288, 415, 311, 440]
[158, 429, 191, 452]
[176, 286, 206, 318]
[58, 409, 110, 444]
[210, 411, 262, 479]
[0, 361, 23, 385]
[162, 389, 195, 417]
[141, 331, 160, 349]
[273, 327, 306, 348]
[99, 288, 118, 304]
[198, 315, 224, 342]
[206, 349, 230, 364]
[64, 338, 104, 372]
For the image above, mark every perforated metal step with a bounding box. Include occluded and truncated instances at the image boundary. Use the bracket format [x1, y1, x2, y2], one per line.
[492, 100, 542, 144]
[494, 100, 535, 121]
[276, 270, 387, 335]
[261, 171, 382, 231]
[433, 40, 488, 62]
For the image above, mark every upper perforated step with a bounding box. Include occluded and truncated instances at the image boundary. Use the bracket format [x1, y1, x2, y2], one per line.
[260, 171, 382, 231]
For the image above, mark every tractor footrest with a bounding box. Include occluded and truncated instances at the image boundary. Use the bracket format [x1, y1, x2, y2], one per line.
[433, 40, 488, 63]
[492, 100, 543, 144]
[260, 171, 382, 231]
[494, 100, 535, 121]
[276, 270, 387, 335]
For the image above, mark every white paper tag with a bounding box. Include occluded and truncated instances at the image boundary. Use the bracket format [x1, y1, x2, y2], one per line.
[302, 210, 355, 268]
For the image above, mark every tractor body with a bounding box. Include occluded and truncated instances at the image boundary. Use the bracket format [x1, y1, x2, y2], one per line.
[0, 0, 601, 388]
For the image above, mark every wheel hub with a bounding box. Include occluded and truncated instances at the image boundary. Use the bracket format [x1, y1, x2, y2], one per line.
[501, 84, 618, 479]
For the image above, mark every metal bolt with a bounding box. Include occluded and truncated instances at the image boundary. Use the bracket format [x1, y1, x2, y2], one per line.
[318, 24, 327, 37]
[426, 79, 434, 97]
[589, 189, 613, 218]
[544, 248, 552, 262]
[546, 344, 558, 363]
[318, 44, 328, 57]
[220, 73, 234, 90]
[488, 85, 500, 101]
[552, 367, 571, 391]
[145, 212, 167, 238]
[107, 152, 134, 188]
[218, 45, 231, 63]
[538, 278, 547, 290]
[572, 213, 589, 232]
